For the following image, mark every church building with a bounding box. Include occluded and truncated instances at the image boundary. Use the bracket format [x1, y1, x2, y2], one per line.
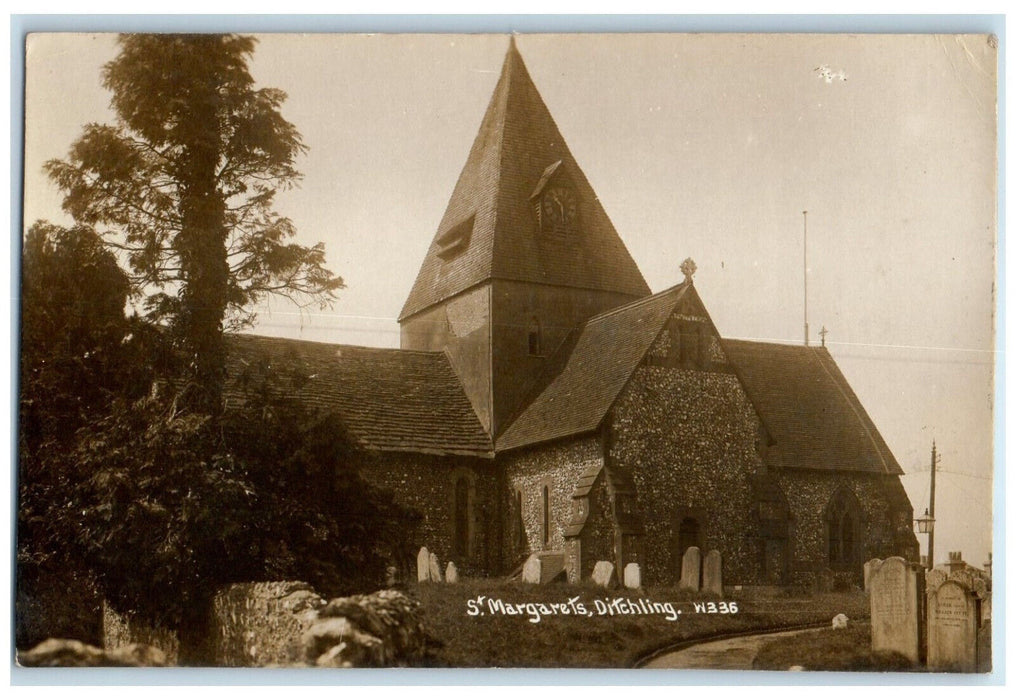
[233, 39, 918, 589]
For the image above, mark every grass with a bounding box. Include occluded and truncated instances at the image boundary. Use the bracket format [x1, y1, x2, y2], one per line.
[751, 622, 917, 672]
[407, 578, 869, 668]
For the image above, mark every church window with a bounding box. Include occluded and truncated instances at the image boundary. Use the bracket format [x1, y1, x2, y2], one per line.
[528, 317, 543, 356]
[542, 485, 550, 547]
[512, 489, 525, 550]
[825, 487, 862, 570]
[451, 469, 473, 556]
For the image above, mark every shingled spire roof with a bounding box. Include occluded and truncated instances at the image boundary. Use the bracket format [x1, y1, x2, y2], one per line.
[399, 37, 650, 321]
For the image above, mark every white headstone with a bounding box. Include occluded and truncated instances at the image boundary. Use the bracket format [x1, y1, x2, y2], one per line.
[868, 556, 921, 664]
[417, 547, 430, 582]
[522, 554, 542, 584]
[429, 552, 443, 582]
[832, 613, 849, 629]
[680, 547, 701, 591]
[445, 561, 458, 584]
[591, 561, 615, 588]
[927, 579, 979, 672]
[623, 563, 641, 589]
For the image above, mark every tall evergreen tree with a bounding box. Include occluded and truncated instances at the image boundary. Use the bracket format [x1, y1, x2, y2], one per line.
[46, 34, 342, 412]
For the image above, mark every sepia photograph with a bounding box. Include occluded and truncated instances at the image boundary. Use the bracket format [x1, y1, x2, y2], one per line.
[15, 28, 997, 675]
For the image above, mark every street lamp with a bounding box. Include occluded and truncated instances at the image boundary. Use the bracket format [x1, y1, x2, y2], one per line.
[915, 508, 935, 534]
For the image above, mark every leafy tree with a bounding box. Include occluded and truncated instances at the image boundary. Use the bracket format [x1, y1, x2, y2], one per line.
[17, 221, 146, 648]
[45, 34, 343, 412]
[23, 36, 416, 660]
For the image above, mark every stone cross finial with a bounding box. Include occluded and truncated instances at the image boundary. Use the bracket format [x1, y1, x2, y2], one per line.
[819, 325, 829, 347]
[680, 258, 697, 283]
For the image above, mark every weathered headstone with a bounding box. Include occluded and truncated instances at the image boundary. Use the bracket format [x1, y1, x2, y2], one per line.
[863, 558, 882, 592]
[591, 561, 615, 588]
[416, 547, 430, 583]
[623, 563, 641, 589]
[868, 556, 922, 664]
[522, 553, 542, 584]
[679, 546, 701, 592]
[702, 550, 723, 596]
[832, 613, 849, 630]
[927, 579, 979, 672]
[445, 561, 458, 584]
[429, 552, 443, 583]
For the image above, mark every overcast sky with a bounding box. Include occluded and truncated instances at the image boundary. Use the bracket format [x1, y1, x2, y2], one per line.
[23, 32, 997, 569]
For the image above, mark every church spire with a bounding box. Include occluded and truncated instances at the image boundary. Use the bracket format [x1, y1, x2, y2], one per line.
[400, 37, 649, 322]
[400, 37, 651, 436]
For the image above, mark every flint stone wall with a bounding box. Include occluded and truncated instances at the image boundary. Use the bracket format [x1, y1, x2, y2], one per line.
[773, 471, 918, 587]
[502, 436, 603, 558]
[611, 365, 763, 585]
[209, 581, 323, 667]
[359, 451, 500, 575]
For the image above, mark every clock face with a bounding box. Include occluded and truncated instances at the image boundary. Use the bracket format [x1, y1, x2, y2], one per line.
[541, 186, 578, 231]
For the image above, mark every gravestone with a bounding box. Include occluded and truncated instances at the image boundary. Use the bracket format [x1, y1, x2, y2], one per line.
[445, 561, 458, 584]
[702, 550, 723, 596]
[416, 547, 430, 583]
[522, 554, 542, 584]
[679, 547, 701, 592]
[591, 561, 615, 588]
[863, 558, 882, 591]
[832, 613, 849, 630]
[623, 563, 641, 589]
[429, 552, 443, 583]
[927, 579, 979, 672]
[868, 557, 922, 664]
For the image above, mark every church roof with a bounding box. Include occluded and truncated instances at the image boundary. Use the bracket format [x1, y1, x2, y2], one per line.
[722, 340, 904, 475]
[399, 38, 649, 321]
[225, 334, 494, 457]
[496, 283, 690, 451]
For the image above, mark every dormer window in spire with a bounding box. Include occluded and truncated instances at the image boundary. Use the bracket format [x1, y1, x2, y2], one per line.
[435, 214, 475, 261]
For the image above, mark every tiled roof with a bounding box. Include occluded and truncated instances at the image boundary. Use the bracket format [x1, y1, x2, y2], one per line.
[399, 38, 649, 321]
[225, 334, 493, 457]
[496, 284, 689, 451]
[722, 340, 903, 475]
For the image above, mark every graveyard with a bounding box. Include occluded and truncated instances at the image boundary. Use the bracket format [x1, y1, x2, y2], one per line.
[405, 548, 990, 670]
[409, 578, 869, 668]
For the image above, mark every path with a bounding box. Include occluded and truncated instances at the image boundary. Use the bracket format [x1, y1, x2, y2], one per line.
[641, 627, 818, 670]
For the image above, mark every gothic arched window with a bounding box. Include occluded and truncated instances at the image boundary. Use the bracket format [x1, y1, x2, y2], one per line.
[825, 487, 862, 570]
[542, 485, 550, 547]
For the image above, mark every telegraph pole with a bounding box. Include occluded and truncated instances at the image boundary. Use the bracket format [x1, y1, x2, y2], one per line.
[929, 441, 938, 569]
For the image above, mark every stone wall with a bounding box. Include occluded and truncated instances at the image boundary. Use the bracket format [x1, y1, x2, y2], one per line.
[359, 451, 502, 576]
[209, 581, 323, 667]
[102, 602, 180, 665]
[775, 470, 918, 587]
[610, 365, 765, 586]
[101, 583, 427, 667]
[502, 435, 603, 562]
